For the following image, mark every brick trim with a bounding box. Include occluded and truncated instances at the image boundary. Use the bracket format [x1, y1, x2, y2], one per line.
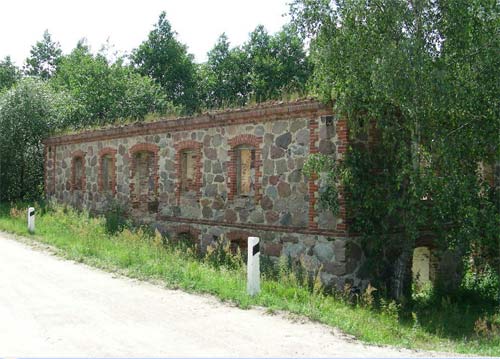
[44, 145, 57, 195]
[52, 145, 57, 195]
[308, 118, 319, 229]
[70, 150, 86, 192]
[158, 215, 348, 237]
[44, 145, 48, 196]
[336, 119, 350, 233]
[98, 147, 117, 194]
[129, 143, 160, 202]
[174, 140, 202, 204]
[227, 134, 263, 202]
[44, 100, 333, 146]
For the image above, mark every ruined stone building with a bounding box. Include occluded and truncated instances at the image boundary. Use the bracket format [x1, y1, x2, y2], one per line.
[43, 100, 365, 288]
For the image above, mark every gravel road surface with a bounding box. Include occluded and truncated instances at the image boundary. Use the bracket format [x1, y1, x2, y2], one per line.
[0, 233, 453, 357]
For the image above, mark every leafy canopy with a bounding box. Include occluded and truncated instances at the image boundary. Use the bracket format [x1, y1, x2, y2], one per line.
[51, 42, 170, 128]
[0, 79, 71, 201]
[132, 12, 199, 114]
[291, 0, 499, 299]
[199, 25, 311, 109]
[0, 56, 21, 92]
[199, 33, 252, 109]
[24, 30, 62, 80]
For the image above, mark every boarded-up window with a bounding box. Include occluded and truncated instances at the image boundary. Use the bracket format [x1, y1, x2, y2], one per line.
[73, 156, 84, 190]
[101, 155, 113, 192]
[181, 150, 196, 191]
[134, 151, 154, 196]
[237, 146, 255, 195]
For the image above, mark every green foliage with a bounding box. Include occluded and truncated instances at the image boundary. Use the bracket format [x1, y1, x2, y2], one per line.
[24, 30, 62, 80]
[291, 0, 500, 300]
[132, 12, 199, 114]
[245, 25, 311, 103]
[463, 262, 500, 302]
[199, 25, 311, 109]
[204, 236, 245, 270]
[303, 153, 340, 213]
[103, 201, 129, 234]
[0, 203, 499, 355]
[0, 56, 21, 92]
[52, 43, 170, 128]
[199, 33, 252, 109]
[0, 79, 71, 201]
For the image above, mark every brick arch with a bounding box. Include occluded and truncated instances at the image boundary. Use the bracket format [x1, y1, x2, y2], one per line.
[169, 225, 201, 244]
[226, 230, 252, 254]
[415, 234, 436, 249]
[129, 143, 160, 156]
[70, 150, 86, 191]
[98, 147, 117, 194]
[129, 143, 160, 202]
[227, 134, 263, 201]
[228, 134, 262, 148]
[174, 140, 202, 204]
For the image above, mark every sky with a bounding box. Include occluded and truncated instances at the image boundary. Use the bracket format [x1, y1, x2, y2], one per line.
[0, 0, 291, 66]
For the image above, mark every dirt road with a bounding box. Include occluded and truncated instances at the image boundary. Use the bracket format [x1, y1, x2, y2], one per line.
[0, 233, 447, 357]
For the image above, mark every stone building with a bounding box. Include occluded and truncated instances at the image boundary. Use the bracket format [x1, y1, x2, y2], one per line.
[43, 100, 365, 289]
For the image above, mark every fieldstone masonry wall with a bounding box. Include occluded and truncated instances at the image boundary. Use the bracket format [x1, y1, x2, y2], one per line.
[44, 100, 366, 289]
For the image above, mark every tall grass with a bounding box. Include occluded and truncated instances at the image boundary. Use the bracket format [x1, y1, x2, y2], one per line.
[0, 202, 499, 356]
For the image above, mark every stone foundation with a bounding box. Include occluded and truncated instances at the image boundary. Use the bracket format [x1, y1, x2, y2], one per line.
[155, 219, 366, 290]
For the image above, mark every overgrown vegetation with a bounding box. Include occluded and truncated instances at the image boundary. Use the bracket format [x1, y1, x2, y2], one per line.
[292, 0, 499, 300]
[0, 78, 71, 202]
[0, 202, 498, 356]
[0, 11, 312, 201]
[0, 3, 498, 350]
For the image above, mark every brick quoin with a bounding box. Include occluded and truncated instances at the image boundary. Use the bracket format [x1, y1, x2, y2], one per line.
[98, 147, 117, 194]
[368, 120, 380, 148]
[308, 118, 319, 229]
[335, 119, 351, 234]
[44, 145, 49, 195]
[129, 143, 160, 202]
[174, 140, 202, 204]
[51, 145, 57, 195]
[227, 134, 263, 202]
[70, 149, 86, 192]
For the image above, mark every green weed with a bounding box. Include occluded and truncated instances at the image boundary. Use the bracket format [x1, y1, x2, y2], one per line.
[0, 202, 498, 356]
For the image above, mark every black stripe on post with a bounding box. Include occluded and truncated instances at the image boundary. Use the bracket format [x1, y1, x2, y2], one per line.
[252, 242, 260, 256]
[29, 210, 35, 217]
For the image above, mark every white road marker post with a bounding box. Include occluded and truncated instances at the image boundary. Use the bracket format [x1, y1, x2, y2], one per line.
[27, 207, 35, 234]
[247, 236, 260, 296]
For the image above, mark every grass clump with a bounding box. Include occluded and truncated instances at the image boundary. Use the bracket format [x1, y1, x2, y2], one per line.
[0, 202, 499, 356]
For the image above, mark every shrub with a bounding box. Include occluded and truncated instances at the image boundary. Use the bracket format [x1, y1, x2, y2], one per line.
[205, 236, 244, 270]
[103, 201, 129, 234]
[462, 262, 500, 302]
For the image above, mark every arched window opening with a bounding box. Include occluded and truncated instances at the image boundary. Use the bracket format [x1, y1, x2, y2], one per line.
[134, 151, 155, 197]
[412, 246, 432, 288]
[101, 154, 114, 192]
[72, 156, 84, 190]
[181, 149, 197, 192]
[236, 145, 256, 196]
